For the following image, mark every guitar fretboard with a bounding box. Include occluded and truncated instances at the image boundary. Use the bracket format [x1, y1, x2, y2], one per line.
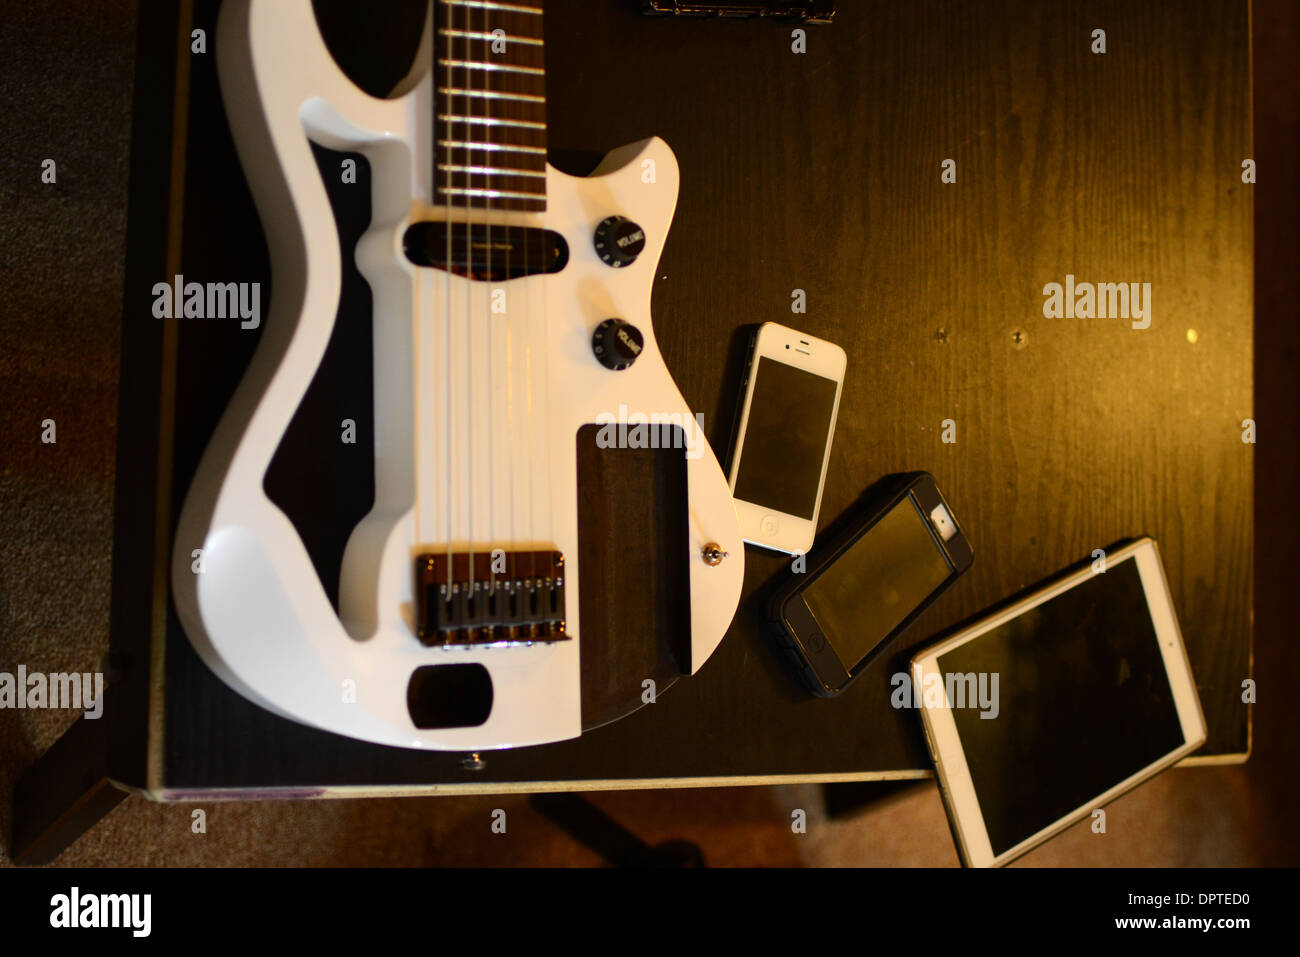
[433, 0, 547, 212]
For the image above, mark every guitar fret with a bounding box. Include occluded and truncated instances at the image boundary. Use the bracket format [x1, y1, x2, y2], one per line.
[442, 187, 547, 201]
[438, 29, 544, 47]
[444, 0, 542, 13]
[438, 163, 547, 178]
[437, 72, 546, 103]
[439, 113, 546, 130]
[437, 57, 545, 76]
[442, 87, 546, 104]
[442, 140, 547, 155]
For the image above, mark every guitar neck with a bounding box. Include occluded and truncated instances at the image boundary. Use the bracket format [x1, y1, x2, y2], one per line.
[433, 0, 548, 212]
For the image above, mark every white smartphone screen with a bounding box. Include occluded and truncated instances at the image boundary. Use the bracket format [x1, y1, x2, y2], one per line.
[733, 356, 839, 520]
[934, 554, 1190, 858]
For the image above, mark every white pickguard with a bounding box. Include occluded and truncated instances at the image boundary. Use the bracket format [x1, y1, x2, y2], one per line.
[170, 0, 745, 750]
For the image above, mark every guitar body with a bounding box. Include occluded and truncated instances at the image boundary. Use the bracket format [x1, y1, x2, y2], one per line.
[171, 0, 744, 750]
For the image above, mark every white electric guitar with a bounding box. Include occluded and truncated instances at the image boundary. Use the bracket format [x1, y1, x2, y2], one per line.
[171, 0, 744, 750]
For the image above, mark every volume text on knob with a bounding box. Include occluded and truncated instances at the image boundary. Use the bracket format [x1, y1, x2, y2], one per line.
[593, 216, 647, 268]
[591, 318, 644, 371]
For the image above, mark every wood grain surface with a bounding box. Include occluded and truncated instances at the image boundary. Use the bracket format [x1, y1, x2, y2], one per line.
[109, 0, 1251, 792]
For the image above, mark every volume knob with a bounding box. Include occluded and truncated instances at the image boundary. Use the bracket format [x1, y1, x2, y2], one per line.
[591, 318, 644, 371]
[593, 216, 646, 268]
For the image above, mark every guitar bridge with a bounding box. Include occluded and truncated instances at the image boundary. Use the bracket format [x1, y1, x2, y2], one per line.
[416, 550, 569, 647]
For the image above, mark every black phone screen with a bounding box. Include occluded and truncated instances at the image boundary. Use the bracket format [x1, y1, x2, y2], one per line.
[936, 556, 1186, 857]
[803, 495, 953, 667]
[732, 357, 838, 520]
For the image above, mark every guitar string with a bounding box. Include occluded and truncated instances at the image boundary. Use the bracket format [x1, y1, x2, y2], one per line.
[481, 0, 492, 626]
[498, 3, 514, 633]
[494, 4, 523, 640]
[519, 2, 547, 636]
[538, 7, 553, 641]
[523, 20, 536, 636]
[501, 34, 516, 644]
[442, 0, 454, 604]
[519, 8, 533, 637]
[480, 0, 493, 634]
[464, 0, 477, 632]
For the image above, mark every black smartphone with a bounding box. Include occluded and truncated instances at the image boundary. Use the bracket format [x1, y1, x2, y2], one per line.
[766, 472, 974, 697]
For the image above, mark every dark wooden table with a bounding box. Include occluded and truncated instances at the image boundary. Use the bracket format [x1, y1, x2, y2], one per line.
[12, 0, 1252, 863]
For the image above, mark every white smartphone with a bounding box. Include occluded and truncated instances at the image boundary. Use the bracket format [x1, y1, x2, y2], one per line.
[911, 538, 1206, 867]
[727, 322, 846, 554]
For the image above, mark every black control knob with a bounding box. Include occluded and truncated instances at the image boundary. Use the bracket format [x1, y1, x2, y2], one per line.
[591, 319, 644, 371]
[593, 216, 646, 268]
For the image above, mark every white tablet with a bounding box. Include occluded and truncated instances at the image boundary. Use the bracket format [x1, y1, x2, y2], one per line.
[911, 537, 1206, 867]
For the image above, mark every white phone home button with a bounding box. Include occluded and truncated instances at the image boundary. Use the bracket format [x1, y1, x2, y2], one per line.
[760, 514, 781, 536]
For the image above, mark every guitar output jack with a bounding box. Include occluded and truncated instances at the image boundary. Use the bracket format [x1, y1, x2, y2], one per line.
[461, 752, 486, 771]
[702, 543, 728, 566]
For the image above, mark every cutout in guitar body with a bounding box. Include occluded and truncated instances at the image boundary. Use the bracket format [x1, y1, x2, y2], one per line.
[263, 143, 376, 613]
[311, 0, 427, 99]
[407, 663, 493, 729]
[265, 1, 425, 610]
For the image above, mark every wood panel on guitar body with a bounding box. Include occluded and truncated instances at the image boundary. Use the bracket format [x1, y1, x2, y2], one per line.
[171, 0, 744, 751]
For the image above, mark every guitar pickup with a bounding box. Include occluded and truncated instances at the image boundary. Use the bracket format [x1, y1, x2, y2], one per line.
[415, 549, 569, 647]
[402, 222, 569, 281]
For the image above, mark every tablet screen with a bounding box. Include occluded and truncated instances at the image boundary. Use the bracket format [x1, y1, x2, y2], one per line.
[936, 557, 1187, 857]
